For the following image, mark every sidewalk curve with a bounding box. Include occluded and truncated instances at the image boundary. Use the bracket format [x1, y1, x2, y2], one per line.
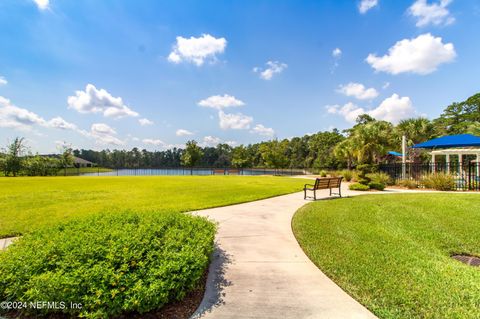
[191, 185, 380, 319]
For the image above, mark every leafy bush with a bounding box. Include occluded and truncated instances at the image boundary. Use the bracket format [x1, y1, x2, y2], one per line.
[398, 179, 418, 189]
[328, 170, 339, 178]
[349, 183, 370, 191]
[422, 173, 456, 191]
[340, 170, 354, 182]
[366, 172, 392, 185]
[368, 182, 385, 191]
[319, 170, 327, 177]
[23, 155, 60, 176]
[0, 212, 216, 319]
[356, 164, 379, 185]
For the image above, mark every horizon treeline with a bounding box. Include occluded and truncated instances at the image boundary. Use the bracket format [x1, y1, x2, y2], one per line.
[71, 93, 480, 169]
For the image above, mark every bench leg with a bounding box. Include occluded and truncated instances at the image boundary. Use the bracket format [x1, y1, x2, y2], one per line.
[313, 189, 316, 200]
[329, 188, 332, 196]
[304, 189, 306, 199]
[339, 186, 342, 197]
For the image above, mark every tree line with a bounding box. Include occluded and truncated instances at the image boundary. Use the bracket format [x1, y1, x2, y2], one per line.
[2, 92, 479, 175]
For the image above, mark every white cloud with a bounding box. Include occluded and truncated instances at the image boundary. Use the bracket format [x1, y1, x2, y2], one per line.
[0, 96, 46, 131]
[382, 82, 391, 89]
[33, 0, 49, 10]
[326, 102, 366, 124]
[253, 61, 288, 80]
[337, 82, 379, 100]
[47, 117, 77, 130]
[202, 136, 222, 147]
[218, 111, 253, 130]
[68, 84, 139, 119]
[142, 138, 164, 146]
[225, 140, 237, 147]
[176, 129, 194, 136]
[326, 94, 414, 124]
[138, 118, 154, 126]
[90, 123, 124, 146]
[332, 48, 342, 58]
[168, 34, 227, 66]
[369, 94, 414, 123]
[359, 0, 378, 14]
[198, 94, 245, 110]
[250, 124, 275, 137]
[366, 33, 456, 75]
[0, 77, 7, 86]
[408, 0, 454, 27]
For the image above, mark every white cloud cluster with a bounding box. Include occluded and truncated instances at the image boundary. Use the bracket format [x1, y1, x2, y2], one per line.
[337, 82, 379, 100]
[200, 136, 237, 147]
[366, 33, 456, 75]
[168, 34, 227, 66]
[332, 48, 342, 58]
[253, 61, 287, 80]
[68, 84, 139, 119]
[0, 77, 7, 86]
[0, 96, 47, 131]
[176, 129, 194, 136]
[198, 94, 245, 110]
[48, 117, 78, 130]
[408, 0, 454, 27]
[250, 124, 275, 137]
[90, 123, 124, 146]
[33, 0, 49, 10]
[326, 94, 414, 124]
[359, 0, 378, 14]
[218, 111, 253, 130]
[142, 138, 164, 146]
[138, 118, 154, 126]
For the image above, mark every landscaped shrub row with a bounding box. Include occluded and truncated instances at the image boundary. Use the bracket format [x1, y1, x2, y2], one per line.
[0, 212, 216, 319]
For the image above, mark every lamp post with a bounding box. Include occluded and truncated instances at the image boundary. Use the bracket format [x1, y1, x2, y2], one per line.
[402, 135, 406, 179]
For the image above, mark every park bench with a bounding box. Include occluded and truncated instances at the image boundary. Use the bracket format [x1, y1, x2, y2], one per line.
[303, 177, 343, 200]
[213, 169, 225, 175]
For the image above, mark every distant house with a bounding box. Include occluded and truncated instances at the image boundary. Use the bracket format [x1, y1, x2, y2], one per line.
[73, 156, 95, 168]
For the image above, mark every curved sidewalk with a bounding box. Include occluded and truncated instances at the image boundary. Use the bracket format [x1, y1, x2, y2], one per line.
[191, 186, 379, 319]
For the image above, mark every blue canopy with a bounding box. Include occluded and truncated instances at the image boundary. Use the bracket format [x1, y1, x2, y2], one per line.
[388, 151, 403, 156]
[412, 134, 480, 149]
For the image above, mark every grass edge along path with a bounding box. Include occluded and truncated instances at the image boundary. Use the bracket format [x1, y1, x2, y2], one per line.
[292, 193, 480, 319]
[0, 175, 309, 238]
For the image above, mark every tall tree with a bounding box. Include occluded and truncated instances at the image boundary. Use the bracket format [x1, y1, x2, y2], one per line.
[4, 137, 27, 176]
[259, 139, 289, 169]
[181, 140, 204, 174]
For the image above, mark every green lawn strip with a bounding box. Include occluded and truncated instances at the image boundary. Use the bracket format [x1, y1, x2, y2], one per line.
[292, 194, 480, 319]
[0, 175, 308, 237]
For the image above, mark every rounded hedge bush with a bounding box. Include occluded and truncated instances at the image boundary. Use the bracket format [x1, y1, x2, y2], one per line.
[368, 182, 385, 191]
[0, 212, 216, 319]
[349, 183, 370, 191]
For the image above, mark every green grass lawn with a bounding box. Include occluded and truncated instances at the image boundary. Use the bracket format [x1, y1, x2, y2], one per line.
[0, 175, 307, 238]
[292, 194, 480, 319]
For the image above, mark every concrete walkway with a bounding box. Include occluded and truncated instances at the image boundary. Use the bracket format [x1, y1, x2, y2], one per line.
[0, 237, 16, 250]
[191, 185, 381, 319]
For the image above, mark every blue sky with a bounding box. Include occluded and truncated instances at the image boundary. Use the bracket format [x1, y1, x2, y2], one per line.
[0, 0, 479, 152]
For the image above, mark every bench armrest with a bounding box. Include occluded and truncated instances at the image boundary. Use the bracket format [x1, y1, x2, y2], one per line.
[304, 183, 314, 188]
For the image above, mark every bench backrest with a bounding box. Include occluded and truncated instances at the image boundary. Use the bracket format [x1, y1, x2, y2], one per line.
[314, 177, 343, 189]
[228, 169, 240, 175]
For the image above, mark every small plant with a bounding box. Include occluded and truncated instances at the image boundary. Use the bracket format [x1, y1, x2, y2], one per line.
[319, 170, 327, 177]
[349, 183, 370, 191]
[366, 172, 392, 185]
[368, 182, 385, 191]
[398, 179, 418, 189]
[422, 173, 456, 191]
[340, 170, 354, 182]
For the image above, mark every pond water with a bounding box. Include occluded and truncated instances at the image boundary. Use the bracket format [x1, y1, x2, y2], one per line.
[80, 168, 305, 176]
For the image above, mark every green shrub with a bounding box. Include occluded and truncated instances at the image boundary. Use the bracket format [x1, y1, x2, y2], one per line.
[422, 173, 456, 191]
[366, 172, 392, 185]
[349, 183, 370, 191]
[398, 179, 418, 189]
[368, 182, 385, 191]
[340, 170, 354, 182]
[319, 170, 327, 177]
[0, 212, 216, 319]
[328, 170, 339, 178]
[356, 164, 379, 185]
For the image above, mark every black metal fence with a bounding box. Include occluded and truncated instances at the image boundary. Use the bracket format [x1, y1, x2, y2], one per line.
[56, 167, 310, 177]
[380, 162, 480, 191]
